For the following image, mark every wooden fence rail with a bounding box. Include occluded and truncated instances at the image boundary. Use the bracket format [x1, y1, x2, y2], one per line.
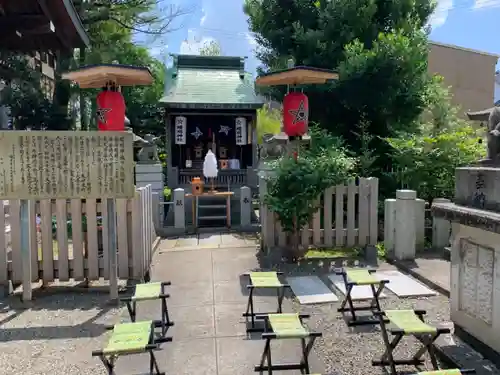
[260, 177, 379, 249]
[0, 184, 156, 294]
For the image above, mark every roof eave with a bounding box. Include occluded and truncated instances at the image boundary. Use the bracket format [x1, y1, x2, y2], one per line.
[62, 0, 90, 47]
[159, 101, 264, 110]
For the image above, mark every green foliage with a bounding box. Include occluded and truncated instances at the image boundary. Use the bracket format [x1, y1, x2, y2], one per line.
[199, 40, 223, 56]
[265, 130, 355, 234]
[244, 0, 435, 161]
[256, 106, 281, 143]
[78, 14, 167, 134]
[0, 52, 71, 130]
[387, 81, 485, 201]
[336, 29, 430, 142]
[163, 187, 172, 200]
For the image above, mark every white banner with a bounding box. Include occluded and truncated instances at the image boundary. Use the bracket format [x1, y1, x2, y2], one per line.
[235, 117, 247, 145]
[174, 116, 186, 144]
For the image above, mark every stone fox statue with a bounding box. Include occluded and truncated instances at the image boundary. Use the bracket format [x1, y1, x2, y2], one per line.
[487, 106, 500, 161]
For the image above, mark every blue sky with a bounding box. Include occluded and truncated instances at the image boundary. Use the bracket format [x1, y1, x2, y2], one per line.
[144, 0, 500, 76]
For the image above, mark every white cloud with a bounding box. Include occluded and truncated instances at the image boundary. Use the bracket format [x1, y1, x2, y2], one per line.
[200, 8, 207, 26]
[427, 0, 454, 29]
[473, 0, 500, 9]
[179, 29, 214, 54]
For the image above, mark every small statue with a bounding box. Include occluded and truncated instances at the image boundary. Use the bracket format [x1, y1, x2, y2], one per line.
[484, 107, 500, 163]
[137, 133, 161, 163]
[259, 133, 286, 160]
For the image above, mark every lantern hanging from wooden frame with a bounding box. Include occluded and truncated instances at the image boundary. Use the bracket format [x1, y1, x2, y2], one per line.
[255, 65, 338, 138]
[96, 85, 126, 131]
[283, 91, 309, 137]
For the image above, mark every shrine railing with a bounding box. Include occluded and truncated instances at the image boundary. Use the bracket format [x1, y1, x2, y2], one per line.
[259, 177, 379, 249]
[0, 185, 157, 289]
[179, 169, 247, 188]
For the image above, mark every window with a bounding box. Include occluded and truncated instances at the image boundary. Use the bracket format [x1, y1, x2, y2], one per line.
[35, 59, 42, 73]
[40, 52, 48, 63]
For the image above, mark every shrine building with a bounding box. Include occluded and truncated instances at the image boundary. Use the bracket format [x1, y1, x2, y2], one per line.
[160, 54, 264, 191]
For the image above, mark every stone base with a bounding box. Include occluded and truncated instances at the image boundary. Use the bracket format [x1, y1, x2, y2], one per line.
[455, 166, 500, 212]
[454, 324, 500, 369]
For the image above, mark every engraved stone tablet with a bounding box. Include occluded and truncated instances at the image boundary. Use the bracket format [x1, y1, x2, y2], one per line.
[458, 239, 494, 324]
[0, 131, 134, 199]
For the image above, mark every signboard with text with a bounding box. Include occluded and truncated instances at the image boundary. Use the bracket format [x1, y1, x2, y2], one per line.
[0, 131, 135, 200]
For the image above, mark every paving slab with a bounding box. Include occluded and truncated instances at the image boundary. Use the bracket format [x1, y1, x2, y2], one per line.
[198, 233, 222, 247]
[216, 335, 323, 375]
[175, 235, 199, 248]
[151, 249, 213, 284]
[328, 273, 388, 300]
[115, 337, 218, 375]
[378, 270, 437, 297]
[288, 275, 339, 304]
[220, 233, 248, 247]
[389, 254, 450, 296]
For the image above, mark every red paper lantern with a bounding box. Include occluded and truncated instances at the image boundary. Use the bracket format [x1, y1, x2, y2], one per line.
[283, 92, 309, 136]
[96, 90, 126, 131]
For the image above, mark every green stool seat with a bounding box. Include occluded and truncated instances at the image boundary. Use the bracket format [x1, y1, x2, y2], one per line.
[121, 281, 174, 337]
[254, 313, 322, 374]
[372, 309, 451, 375]
[92, 321, 172, 375]
[335, 267, 389, 326]
[242, 271, 290, 333]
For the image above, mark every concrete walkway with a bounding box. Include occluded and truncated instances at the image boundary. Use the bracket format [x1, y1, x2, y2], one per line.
[114, 236, 324, 375]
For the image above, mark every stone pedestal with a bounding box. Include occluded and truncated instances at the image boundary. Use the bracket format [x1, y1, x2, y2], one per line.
[136, 163, 164, 230]
[135, 163, 163, 194]
[432, 166, 500, 357]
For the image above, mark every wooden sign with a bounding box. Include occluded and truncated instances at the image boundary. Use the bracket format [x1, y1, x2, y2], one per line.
[0, 131, 135, 199]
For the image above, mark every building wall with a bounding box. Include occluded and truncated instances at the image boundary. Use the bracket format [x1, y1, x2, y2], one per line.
[27, 51, 56, 99]
[495, 71, 500, 105]
[428, 42, 498, 114]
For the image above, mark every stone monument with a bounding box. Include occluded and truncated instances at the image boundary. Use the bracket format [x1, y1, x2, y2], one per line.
[431, 115, 500, 362]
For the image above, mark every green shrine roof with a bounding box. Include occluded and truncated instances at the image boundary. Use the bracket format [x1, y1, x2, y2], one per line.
[159, 55, 264, 110]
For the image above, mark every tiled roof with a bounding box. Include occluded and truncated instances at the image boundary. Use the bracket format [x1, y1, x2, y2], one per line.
[159, 55, 264, 109]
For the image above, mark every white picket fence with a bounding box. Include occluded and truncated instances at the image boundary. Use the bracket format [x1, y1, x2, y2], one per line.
[260, 177, 379, 249]
[0, 184, 156, 294]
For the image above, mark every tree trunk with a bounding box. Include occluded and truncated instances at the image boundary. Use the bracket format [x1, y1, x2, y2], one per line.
[51, 51, 73, 130]
[79, 47, 87, 130]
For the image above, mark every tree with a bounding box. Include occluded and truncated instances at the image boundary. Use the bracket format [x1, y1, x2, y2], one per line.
[256, 105, 281, 142]
[199, 40, 222, 56]
[386, 78, 486, 201]
[244, 0, 436, 156]
[0, 52, 70, 130]
[55, 0, 189, 129]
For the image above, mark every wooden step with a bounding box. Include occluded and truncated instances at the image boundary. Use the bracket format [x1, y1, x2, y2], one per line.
[198, 215, 227, 221]
[198, 204, 226, 209]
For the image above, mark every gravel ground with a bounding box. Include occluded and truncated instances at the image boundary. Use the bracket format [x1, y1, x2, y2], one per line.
[255, 250, 453, 375]
[0, 292, 122, 375]
[293, 292, 451, 375]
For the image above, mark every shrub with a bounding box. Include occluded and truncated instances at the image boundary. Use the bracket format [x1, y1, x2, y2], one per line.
[387, 78, 485, 201]
[265, 128, 355, 258]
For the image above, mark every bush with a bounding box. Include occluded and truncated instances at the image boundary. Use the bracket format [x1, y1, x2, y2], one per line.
[265, 128, 355, 258]
[256, 106, 281, 143]
[386, 78, 485, 201]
